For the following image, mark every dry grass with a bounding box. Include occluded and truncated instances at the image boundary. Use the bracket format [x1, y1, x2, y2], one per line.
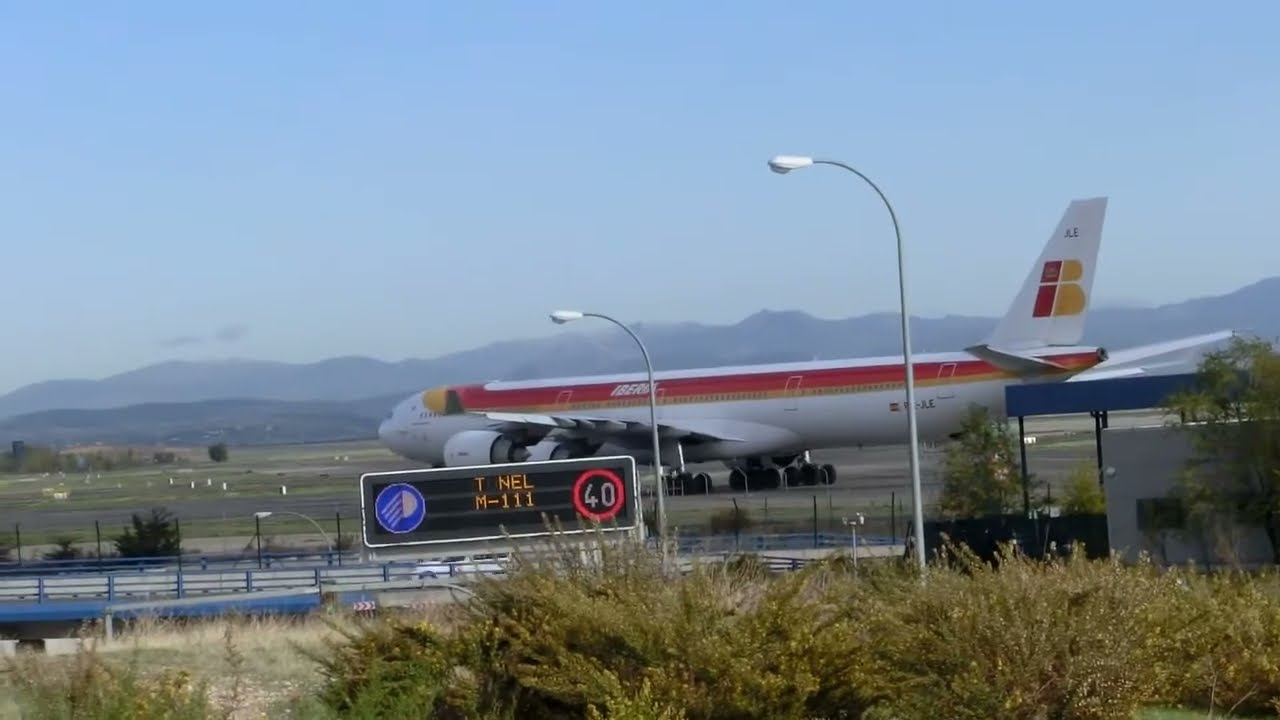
[0, 606, 452, 719]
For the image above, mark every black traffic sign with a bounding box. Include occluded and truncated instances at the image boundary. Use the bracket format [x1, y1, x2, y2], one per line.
[358, 455, 640, 548]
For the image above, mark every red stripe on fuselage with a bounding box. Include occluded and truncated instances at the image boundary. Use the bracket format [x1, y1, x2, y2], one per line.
[444, 351, 1101, 412]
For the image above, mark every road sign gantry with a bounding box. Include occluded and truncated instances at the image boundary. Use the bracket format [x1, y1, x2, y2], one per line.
[358, 455, 641, 549]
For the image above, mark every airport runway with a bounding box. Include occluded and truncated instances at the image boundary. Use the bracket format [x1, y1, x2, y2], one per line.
[1, 411, 1162, 551]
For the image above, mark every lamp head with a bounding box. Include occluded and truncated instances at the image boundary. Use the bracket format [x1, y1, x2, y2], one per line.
[550, 310, 584, 324]
[253, 511, 272, 519]
[767, 155, 814, 174]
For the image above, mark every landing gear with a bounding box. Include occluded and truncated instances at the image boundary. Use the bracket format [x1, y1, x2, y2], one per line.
[667, 471, 712, 495]
[662, 441, 713, 495]
[727, 466, 783, 491]
[727, 452, 837, 491]
[783, 462, 834, 486]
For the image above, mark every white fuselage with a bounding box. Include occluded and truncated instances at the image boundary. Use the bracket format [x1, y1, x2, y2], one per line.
[377, 347, 1061, 469]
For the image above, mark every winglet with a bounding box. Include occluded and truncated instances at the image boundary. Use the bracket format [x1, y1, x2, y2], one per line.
[984, 197, 1108, 349]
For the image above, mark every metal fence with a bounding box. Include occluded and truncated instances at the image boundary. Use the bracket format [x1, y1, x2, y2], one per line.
[1, 491, 912, 572]
[0, 510, 359, 572]
[661, 491, 914, 545]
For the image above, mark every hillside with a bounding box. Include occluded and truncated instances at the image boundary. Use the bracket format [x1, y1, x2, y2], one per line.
[0, 276, 1276, 446]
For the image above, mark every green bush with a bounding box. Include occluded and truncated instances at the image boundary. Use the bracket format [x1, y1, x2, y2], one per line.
[1143, 568, 1280, 716]
[848, 545, 1173, 719]
[280, 532, 1280, 718]
[301, 615, 462, 718]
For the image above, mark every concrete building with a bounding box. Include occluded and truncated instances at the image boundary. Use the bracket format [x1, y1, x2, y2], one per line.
[1005, 372, 1276, 568]
[1101, 423, 1274, 568]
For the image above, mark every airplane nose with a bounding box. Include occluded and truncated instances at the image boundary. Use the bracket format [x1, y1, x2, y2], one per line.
[377, 419, 392, 444]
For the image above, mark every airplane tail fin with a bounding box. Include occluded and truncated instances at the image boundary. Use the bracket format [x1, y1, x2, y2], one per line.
[983, 197, 1108, 350]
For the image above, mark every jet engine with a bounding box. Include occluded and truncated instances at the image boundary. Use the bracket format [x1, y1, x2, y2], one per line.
[525, 439, 578, 462]
[442, 430, 530, 467]
[524, 437, 600, 462]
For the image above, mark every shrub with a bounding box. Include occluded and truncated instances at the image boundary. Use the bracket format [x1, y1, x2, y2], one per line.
[303, 615, 461, 718]
[303, 530, 1280, 719]
[707, 506, 752, 535]
[1060, 462, 1107, 514]
[850, 544, 1174, 720]
[446, 537, 867, 720]
[1144, 568, 1280, 715]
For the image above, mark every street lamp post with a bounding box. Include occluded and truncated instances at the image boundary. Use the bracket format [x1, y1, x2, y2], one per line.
[253, 510, 335, 558]
[254, 513, 263, 568]
[549, 310, 667, 554]
[767, 154, 928, 573]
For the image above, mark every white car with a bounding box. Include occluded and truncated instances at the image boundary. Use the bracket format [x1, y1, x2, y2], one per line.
[414, 553, 508, 579]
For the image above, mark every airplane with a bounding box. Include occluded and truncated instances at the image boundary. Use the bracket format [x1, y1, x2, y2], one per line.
[377, 196, 1232, 494]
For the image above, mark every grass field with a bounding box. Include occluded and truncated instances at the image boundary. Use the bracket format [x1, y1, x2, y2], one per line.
[0, 411, 1144, 554]
[0, 614, 368, 718]
[0, 440, 402, 552]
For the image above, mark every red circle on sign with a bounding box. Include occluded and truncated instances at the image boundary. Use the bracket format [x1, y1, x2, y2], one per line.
[572, 468, 625, 522]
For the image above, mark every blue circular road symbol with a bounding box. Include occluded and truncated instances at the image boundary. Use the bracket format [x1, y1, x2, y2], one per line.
[374, 482, 426, 534]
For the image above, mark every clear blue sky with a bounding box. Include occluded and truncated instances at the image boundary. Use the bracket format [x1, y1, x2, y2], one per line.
[1, 1, 1276, 394]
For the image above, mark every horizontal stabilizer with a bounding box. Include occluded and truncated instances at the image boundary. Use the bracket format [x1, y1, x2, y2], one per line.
[965, 344, 1069, 376]
[1064, 364, 1176, 382]
[1065, 330, 1235, 382]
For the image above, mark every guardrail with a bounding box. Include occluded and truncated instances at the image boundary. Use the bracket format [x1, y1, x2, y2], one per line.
[0, 533, 894, 579]
[0, 561, 448, 604]
[0, 542, 906, 628]
[0, 550, 360, 578]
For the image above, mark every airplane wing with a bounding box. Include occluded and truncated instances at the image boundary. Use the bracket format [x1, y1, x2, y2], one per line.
[476, 410, 746, 443]
[1065, 330, 1235, 383]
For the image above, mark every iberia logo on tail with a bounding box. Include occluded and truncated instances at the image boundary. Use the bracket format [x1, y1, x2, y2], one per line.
[1031, 259, 1086, 318]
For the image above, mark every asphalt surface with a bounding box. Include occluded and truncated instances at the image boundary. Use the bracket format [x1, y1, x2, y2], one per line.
[2, 410, 1161, 550]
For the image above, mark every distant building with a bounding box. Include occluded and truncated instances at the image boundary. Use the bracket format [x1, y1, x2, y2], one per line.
[1102, 424, 1274, 568]
[10, 440, 24, 467]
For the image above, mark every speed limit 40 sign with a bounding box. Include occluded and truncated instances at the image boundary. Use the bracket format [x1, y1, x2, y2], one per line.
[572, 468, 627, 522]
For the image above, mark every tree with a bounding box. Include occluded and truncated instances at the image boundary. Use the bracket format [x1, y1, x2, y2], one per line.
[1059, 462, 1106, 514]
[1165, 334, 1280, 563]
[936, 404, 1025, 518]
[115, 507, 181, 558]
[208, 442, 229, 463]
[44, 535, 84, 561]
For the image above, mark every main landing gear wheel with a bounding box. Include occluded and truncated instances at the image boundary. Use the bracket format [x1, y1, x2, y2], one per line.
[729, 467, 783, 491]
[666, 471, 713, 495]
[789, 462, 837, 486]
[820, 463, 837, 485]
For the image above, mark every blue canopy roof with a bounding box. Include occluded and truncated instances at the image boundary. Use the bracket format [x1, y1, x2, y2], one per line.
[1004, 373, 1199, 417]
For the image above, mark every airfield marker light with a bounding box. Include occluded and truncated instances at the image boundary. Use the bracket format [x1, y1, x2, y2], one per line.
[547, 309, 667, 566]
[843, 513, 866, 567]
[768, 154, 928, 576]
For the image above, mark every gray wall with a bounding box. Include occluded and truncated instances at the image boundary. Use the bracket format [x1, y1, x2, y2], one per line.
[1101, 424, 1273, 568]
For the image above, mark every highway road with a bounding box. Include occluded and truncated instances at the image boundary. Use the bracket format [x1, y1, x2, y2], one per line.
[0, 542, 895, 607]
